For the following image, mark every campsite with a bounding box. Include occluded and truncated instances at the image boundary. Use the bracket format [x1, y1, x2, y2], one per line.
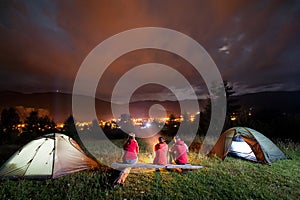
[0, 93, 299, 199]
[1, 1, 300, 199]
[0, 127, 299, 199]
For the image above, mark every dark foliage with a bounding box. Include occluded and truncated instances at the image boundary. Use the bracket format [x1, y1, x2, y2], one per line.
[0, 108, 20, 143]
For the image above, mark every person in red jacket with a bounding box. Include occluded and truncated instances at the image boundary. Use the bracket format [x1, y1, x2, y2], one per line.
[123, 133, 139, 164]
[153, 137, 168, 165]
[114, 133, 139, 187]
[169, 135, 188, 164]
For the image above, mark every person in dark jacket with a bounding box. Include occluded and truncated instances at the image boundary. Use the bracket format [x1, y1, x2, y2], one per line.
[153, 137, 168, 165]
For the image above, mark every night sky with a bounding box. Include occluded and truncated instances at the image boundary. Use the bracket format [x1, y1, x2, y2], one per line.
[1, 0, 300, 102]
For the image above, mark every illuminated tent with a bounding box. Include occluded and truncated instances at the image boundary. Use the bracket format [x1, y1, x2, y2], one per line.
[208, 127, 286, 164]
[0, 133, 98, 179]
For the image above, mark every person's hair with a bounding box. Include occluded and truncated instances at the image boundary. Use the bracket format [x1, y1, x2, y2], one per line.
[174, 135, 181, 140]
[126, 133, 135, 145]
[129, 133, 135, 138]
[129, 135, 134, 140]
[158, 136, 165, 143]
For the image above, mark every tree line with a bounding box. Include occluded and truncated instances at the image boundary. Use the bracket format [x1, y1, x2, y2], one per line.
[0, 108, 79, 145]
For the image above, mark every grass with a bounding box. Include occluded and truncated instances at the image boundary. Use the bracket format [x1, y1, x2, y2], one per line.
[0, 140, 299, 200]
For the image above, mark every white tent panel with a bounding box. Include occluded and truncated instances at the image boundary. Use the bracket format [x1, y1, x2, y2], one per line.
[25, 139, 54, 176]
[0, 139, 52, 177]
[53, 134, 96, 178]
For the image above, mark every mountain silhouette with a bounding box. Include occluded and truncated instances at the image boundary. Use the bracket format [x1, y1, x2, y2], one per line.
[0, 91, 299, 123]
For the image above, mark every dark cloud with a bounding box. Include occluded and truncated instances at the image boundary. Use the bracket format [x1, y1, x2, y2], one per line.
[0, 0, 299, 100]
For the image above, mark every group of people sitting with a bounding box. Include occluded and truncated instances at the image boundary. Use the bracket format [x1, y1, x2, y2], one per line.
[115, 133, 189, 186]
[123, 133, 189, 165]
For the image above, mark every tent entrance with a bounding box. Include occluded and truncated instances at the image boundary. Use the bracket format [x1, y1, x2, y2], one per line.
[228, 135, 257, 162]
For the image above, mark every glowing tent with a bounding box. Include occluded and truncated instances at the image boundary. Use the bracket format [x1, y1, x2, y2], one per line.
[0, 133, 98, 179]
[208, 127, 286, 164]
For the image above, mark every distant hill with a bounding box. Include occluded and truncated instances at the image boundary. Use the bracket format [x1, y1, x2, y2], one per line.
[0, 91, 299, 123]
[0, 92, 111, 122]
[0, 91, 206, 122]
[234, 91, 300, 114]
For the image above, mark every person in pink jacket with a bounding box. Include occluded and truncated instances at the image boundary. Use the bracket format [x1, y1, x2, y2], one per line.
[115, 133, 139, 187]
[153, 137, 168, 165]
[169, 135, 188, 164]
[123, 133, 139, 164]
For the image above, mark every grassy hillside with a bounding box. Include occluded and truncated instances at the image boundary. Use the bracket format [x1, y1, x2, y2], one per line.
[0, 141, 299, 200]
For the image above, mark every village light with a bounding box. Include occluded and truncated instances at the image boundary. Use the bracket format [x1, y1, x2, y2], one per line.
[56, 123, 64, 129]
[230, 113, 237, 121]
[248, 107, 253, 116]
[145, 122, 151, 128]
[190, 115, 195, 122]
